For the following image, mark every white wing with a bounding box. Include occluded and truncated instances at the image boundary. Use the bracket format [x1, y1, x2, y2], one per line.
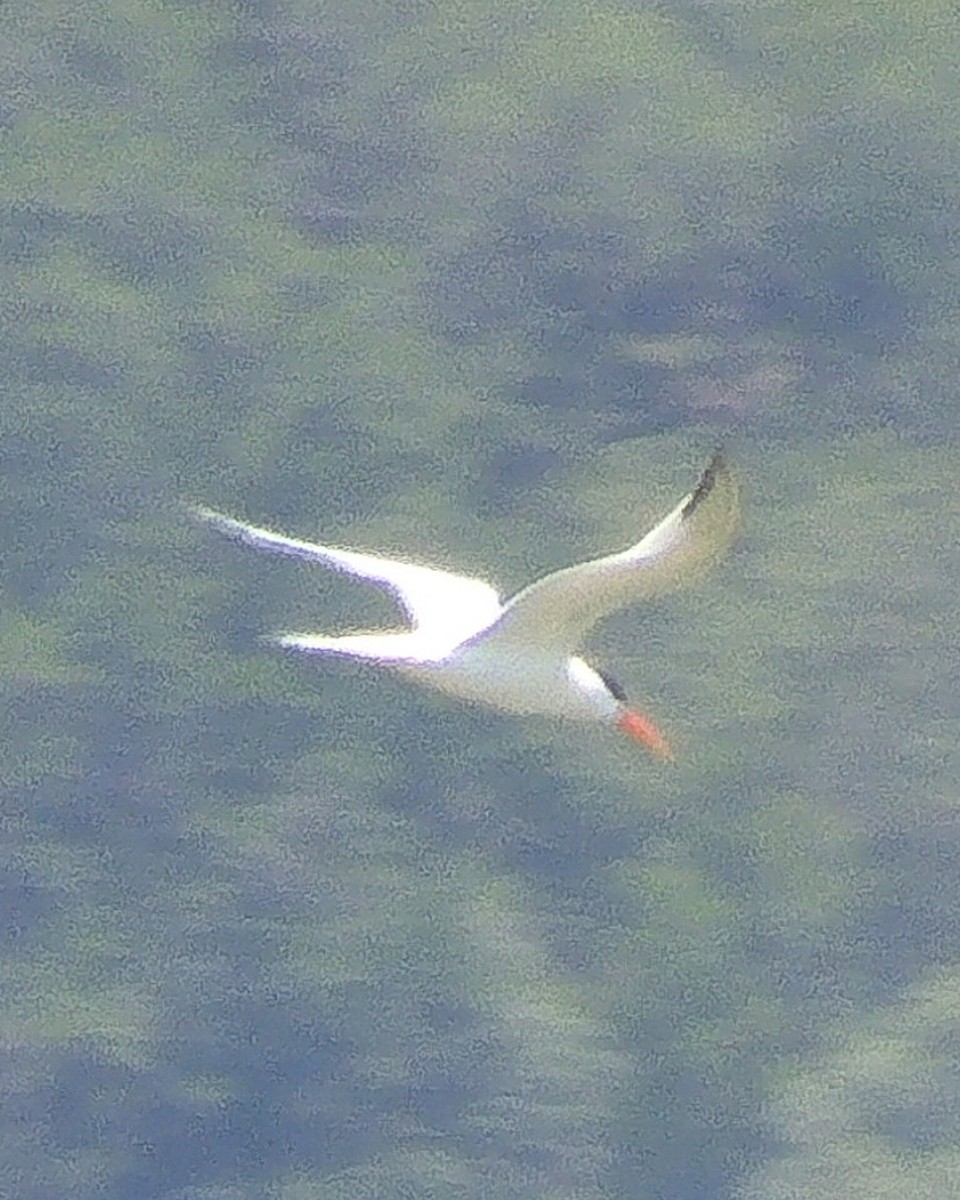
[192, 507, 504, 658]
[480, 450, 739, 652]
[269, 630, 434, 663]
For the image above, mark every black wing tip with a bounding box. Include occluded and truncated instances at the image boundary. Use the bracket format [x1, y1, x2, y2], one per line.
[681, 447, 727, 520]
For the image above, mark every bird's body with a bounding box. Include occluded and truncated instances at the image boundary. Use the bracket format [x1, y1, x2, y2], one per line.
[404, 649, 610, 721]
[193, 450, 739, 756]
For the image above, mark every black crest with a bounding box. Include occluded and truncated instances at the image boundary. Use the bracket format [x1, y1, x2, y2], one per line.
[595, 667, 629, 704]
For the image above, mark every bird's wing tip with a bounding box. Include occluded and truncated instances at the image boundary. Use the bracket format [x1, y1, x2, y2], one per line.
[186, 501, 225, 525]
[189, 505, 254, 539]
[681, 447, 729, 520]
[267, 632, 300, 650]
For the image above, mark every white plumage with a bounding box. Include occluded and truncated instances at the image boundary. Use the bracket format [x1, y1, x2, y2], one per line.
[193, 450, 739, 756]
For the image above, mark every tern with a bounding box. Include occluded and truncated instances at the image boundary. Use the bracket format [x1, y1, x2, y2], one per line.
[193, 450, 738, 757]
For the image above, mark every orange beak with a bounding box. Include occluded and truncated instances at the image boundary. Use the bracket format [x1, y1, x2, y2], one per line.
[616, 708, 674, 760]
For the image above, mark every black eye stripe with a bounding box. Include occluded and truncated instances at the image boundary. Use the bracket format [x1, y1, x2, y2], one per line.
[595, 667, 628, 704]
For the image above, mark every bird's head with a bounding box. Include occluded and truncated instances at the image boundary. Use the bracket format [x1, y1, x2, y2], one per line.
[568, 659, 674, 759]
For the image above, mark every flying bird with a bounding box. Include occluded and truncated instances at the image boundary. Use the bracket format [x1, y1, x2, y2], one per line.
[193, 450, 739, 757]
